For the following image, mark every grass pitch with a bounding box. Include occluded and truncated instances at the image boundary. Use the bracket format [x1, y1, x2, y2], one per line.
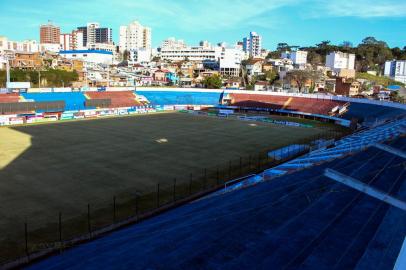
[0, 112, 344, 263]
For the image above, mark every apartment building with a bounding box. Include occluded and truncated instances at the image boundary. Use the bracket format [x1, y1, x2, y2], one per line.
[160, 44, 222, 62]
[384, 60, 406, 84]
[219, 47, 243, 77]
[71, 30, 85, 50]
[78, 23, 112, 47]
[326, 51, 356, 78]
[119, 21, 151, 52]
[243, 32, 262, 57]
[0, 36, 40, 53]
[40, 22, 60, 44]
[281, 50, 308, 66]
[60, 33, 72, 50]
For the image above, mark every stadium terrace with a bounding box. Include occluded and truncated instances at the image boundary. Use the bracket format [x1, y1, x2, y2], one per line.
[0, 88, 405, 270]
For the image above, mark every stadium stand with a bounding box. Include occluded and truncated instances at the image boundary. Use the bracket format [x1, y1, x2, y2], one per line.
[342, 102, 406, 124]
[0, 93, 20, 103]
[84, 91, 142, 108]
[0, 101, 65, 114]
[227, 93, 347, 116]
[136, 91, 223, 106]
[27, 137, 406, 270]
[21, 92, 88, 111]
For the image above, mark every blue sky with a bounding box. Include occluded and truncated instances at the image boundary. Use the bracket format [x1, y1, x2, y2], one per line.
[0, 0, 405, 49]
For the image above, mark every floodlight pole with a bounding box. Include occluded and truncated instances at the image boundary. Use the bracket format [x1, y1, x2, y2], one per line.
[6, 57, 10, 85]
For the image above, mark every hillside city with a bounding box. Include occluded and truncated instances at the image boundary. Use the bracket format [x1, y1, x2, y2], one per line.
[0, 20, 405, 103]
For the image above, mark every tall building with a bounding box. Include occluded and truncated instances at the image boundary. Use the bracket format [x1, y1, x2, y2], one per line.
[77, 23, 112, 47]
[384, 60, 406, 84]
[119, 21, 151, 52]
[95, 27, 112, 44]
[243, 32, 262, 57]
[77, 26, 88, 46]
[219, 47, 243, 77]
[86, 22, 99, 45]
[60, 33, 72, 50]
[71, 30, 85, 50]
[40, 22, 60, 44]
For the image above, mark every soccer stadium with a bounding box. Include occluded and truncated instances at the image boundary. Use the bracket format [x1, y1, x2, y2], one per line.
[0, 88, 406, 269]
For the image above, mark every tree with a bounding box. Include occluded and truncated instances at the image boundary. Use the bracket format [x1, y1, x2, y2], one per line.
[285, 69, 322, 92]
[277, 42, 291, 52]
[258, 69, 278, 84]
[202, 74, 223, 89]
[356, 36, 393, 72]
[307, 51, 323, 66]
[341, 41, 353, 48]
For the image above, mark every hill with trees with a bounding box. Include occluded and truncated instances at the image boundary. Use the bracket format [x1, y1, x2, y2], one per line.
[267, 37, 406, 73]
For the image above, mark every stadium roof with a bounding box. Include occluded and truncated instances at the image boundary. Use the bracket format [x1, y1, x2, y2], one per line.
[27, 137, 406, 270]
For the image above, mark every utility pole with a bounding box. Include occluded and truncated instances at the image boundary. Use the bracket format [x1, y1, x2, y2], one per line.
[38, 70, 41, 88]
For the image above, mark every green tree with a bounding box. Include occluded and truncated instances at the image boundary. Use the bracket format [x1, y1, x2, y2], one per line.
[0, 69, 78, 87]
[202, 74, 223, 89]
[258, 69, 278, 84]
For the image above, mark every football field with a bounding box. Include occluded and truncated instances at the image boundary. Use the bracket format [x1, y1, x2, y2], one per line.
[0, 112, 345, 263]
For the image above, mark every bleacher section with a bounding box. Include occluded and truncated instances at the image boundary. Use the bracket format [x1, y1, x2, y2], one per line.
[228, 93, 346, 116]
[21, 92, 88, 111]
[85, 91, 142, 108]
[262, 118, 406, 181]
[0, 93, 20, 103]
[343, 102, 406, 124]
[0, 90, 404, 125]
[27, 137, 406, 270]
[136, 91, 222, 106]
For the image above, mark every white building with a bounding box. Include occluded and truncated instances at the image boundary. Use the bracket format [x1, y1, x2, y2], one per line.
[71, 30, 85, 50]
[129, 48, 152, 64]
[326, 51, 355, 71]
[0, 36, 40, 53]
[160, 45, 222, 62]
[325, 51, 355, 78]
[161, 37, 187, 50]
[59, 50, 113, 64]
[119, 21, 151, 53]
[243, 32, 262, 57]
[86, 22, 99, 45]
[281, 50, 308, 66]
[384, 60, 406, 84]
[219, 48, 243, 77]
[60, 33, 72, 51]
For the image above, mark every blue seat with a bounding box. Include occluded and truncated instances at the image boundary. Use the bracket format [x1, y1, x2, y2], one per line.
[21, 92, 88, 111]
[136, 90, 222, 106]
